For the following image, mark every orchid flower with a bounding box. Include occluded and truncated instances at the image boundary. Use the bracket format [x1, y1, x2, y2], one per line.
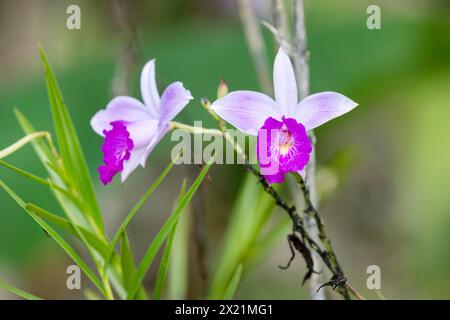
[211, 47, 358, 184]
[91, 59, 193, 185]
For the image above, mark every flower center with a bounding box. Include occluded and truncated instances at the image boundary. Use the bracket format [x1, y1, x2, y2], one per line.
[278, 125, 294, 155]
[257, 116, 312, 184]
[98, 121, 134, 185]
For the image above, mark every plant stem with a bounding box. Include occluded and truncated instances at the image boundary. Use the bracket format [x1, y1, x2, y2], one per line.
[236, 0, 272, 95]
[0, 132, 51, 159]
[173, 116, 354, 299]
[292, 172, 350, 299]
[200, 109, 350, 299]
[292, 0, 328, 299]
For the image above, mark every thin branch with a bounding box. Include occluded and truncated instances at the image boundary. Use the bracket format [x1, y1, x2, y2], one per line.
[110, 0, 141, 96]
[272, 0, 291, 52]
[198, 103, 352, 299]
[346, 283, 366, 300]
[293, 172, 351, 299]
[292, 0, 329, 300]
[236, 0, 272, 94]
[293, 0, 309, 99]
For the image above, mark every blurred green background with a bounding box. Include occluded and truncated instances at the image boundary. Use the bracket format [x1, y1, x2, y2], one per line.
[0, 0, 449, 299]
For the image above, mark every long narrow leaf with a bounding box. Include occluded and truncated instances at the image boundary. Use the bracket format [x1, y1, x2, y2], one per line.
[167, 204, 189, 299]
[0, 278, 42, 300]
[0, 159, 83, 209]
[126, 161, 213, 299]
[39, 49, 104, 234]
[26, 203, 110, 258]
[223, 264, 243, 300]
[14, 108, 66, 185]
[120, 232, 136, 291]
[153, 180, 187, 300]
[102, 155, 180, 275]
[0, 179, 106, 296]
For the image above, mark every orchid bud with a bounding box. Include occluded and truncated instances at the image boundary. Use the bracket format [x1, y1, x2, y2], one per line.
[201, 97, 211, 110]
[217, 79, 229, 99]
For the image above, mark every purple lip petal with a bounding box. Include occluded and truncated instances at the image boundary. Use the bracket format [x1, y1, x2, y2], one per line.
[257, 116, 312, 184]
[99, 121, 134, 185]
[294, 91, 358, 131]
[91, 58, 195, 184]
[273, 47, 298, 116]
[211, 91, 282, 135]
[263, 170, 287, 184]
[159, 81, 193, 123]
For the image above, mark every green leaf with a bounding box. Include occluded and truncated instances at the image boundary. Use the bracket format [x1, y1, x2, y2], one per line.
[126, 161, 213, 299]
[152, 222, 178, 300]
[39, 49, 104, 235]
[0, 278, 42, 300]
[248, 217, 290, 266]
[14, 108, 58, 176]
[167, 197, 190, 300]
[102, 155, 180, 276]
[153, 180, 187, 300]
[0, 159, 83, 209]
[223, 264, 243, 300]
[0, 178, 106, 297]
[120, 232, 136, 291]
[26, 203, 110, 258]
[207, 173, 275, 298]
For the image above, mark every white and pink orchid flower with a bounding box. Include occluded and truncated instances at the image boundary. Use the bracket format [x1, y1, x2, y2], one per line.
[91, 59, 193, 185]
[211, 47, 358, 184]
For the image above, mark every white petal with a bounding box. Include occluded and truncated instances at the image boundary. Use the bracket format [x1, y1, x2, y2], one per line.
[140, 59, 161, 117]
[140, 123, 171, 167]
[121, 148, 147, 183]
[210, 91, 282, 135]
[294, 92, 358, 131]
[158, 82, 193, 123]
[90, 96, 151, 135]
[273, 47, 298, 116]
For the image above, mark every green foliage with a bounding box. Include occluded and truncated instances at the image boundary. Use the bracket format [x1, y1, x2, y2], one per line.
[0, 51, 208, 300]
[127, 162, 213, 299]
[222, 264, 243, 300]
[207, 173, 278, 299]
[0, 277, 41, 300]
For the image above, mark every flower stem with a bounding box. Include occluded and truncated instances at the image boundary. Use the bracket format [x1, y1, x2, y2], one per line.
[200, 108, 352, 299]
[292, 172, 351, 299]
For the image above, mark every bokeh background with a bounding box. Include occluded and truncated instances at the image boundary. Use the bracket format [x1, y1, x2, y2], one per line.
[0, 0, 449, 299]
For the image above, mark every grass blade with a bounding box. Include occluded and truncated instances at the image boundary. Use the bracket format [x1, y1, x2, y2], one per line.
[152, 223, 178, 300]
[120, 232, 136, 291]
[126, 161, 213, 299]
[39, 48, 104, 234]
[207, 173, 276, 298]
[0, 160, 84, 208]
[26, 203, 110, 258]
[153, 179, 187, 300]
[0, 278, 42, 300]
[102, 155, 180, 276]
[14, 108, 65, 184]
[167, 204, 189, 299]
[223, 264, 243, 300]
[0, 178, 106, 297]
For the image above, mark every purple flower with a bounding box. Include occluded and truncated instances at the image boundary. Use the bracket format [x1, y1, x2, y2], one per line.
[211, 47, 358, 184]
[91, 59, 193, 185]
